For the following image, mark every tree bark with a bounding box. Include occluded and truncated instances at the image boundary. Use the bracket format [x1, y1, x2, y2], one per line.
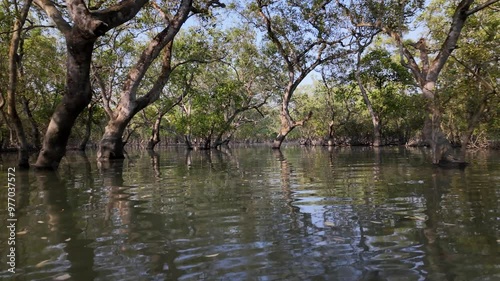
[97, 116, 131, 159]
[36, 36, 95, 169]
[146, 113, 162, 150]
[421, 94, 454, 164]
[6, 0, 32, 169]
[98, 0, 193, 160]
[184, 135, 194, 150]
[327, 120, 335, 146]
[34, 0, 149, 169]
[272, 110, 294, 149]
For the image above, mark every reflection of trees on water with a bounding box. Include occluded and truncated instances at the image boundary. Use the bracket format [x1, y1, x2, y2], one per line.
[15, 169, 31, 215]
[280, 147, 428, 279]
[8, 147, 498, 280]
[273, 150, 302, 226]
[34, 170, 97, 281]
[422, 166, 500, 280]
[284, 147, 500, 280]
[147, 149, 161, 179]
[98, 159, 184, 280]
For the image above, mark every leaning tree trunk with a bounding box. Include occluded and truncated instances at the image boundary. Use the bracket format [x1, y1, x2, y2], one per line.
[272, 105, 295, 149]
[272, 126, 293, 149]
[97, 116, 131, 160]
[272, 87, 313, 149]
[96, 1, 195, 161]
[36, 37, 95, 169]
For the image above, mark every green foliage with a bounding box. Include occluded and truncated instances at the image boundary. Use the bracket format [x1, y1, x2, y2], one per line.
[0, 0, 498, 149]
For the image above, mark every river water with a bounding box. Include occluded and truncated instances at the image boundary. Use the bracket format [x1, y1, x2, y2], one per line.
[0, 146, 499, 280]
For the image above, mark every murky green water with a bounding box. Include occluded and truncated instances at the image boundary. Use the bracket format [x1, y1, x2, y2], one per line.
[0, 146, 499, 280]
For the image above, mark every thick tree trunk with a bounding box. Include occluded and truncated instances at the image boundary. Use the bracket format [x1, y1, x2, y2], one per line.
[385, 0, 493, 167]
[97, 117, 130, 160]
[35, 36, 95, 169]
[422, 92, 455, 165]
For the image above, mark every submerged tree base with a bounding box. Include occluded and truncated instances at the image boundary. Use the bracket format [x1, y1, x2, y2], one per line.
[436, 159, 469, 169]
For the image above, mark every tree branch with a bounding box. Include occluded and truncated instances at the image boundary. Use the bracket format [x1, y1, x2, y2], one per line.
[466, 0, 499, 15]
[256, 0, 293, 70]
[33, 0, 71, 35]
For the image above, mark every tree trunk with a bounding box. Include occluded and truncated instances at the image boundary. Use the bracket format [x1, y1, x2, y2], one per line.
[184, 135, 193, 150]
[326, 120, 335, 146]
[146, 111, 163, 150]
[35, 36, 95, 169]
[356, 58, 382, 147]
[97, 1, 193, 161]
[21, 97, 41, 150]
[421, 91, 454, 165]
[6, 0, 32, 169]
[372, 117, 382, 147]
[201, 136, 211, 150]
[78, 104, 94, 151]
[272, 104, 295, 149]
[384, 0, 493, 166]
[272, 129, 291, 149]
[97, 117, 130, 160]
